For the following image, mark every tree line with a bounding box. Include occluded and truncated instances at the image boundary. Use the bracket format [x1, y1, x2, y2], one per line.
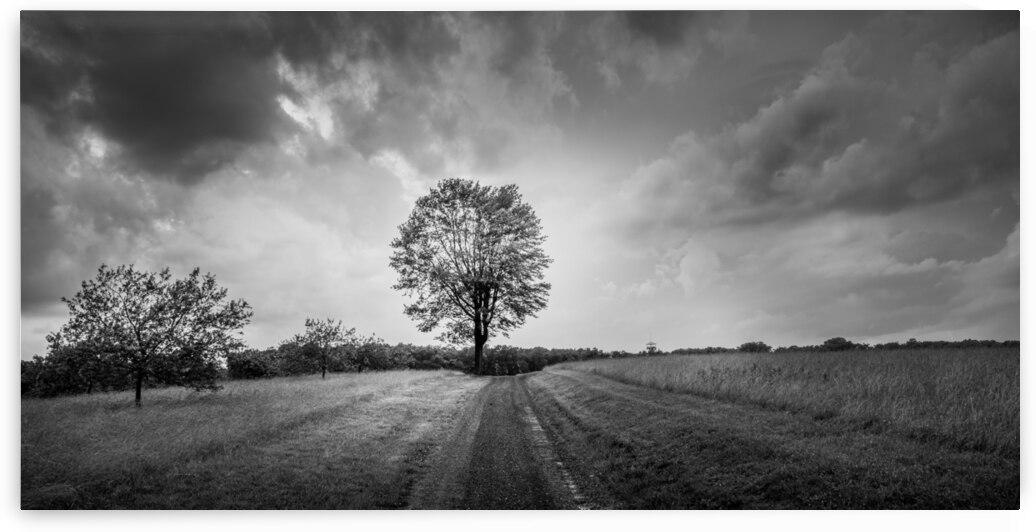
[669, 337, 1020, 355]
[22, 336, 633, 399]
[24, 312, 1019, 400]
[225, 344, 631, 380]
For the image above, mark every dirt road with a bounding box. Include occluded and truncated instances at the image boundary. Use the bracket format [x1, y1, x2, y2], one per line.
[408, 376, 585, 510]
[411, 368, 1017, 509]
[25, 366, 1014, 509]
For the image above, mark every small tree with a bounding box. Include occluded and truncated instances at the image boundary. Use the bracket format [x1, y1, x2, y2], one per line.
[294, 318, 355, 379]
[47, 264, 252, 406]
[351, 333, 387, 373]
[390, 179, 552, 374]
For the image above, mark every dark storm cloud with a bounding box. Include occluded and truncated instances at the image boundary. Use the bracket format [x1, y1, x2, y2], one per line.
[583, 11, 755, 93]
[20, 185, 61, 310]
[275, 12, 461, 86]
[21, 12, 294, 184]
[481, 13, 561, 82]
[625, 11, 696, 47]
[21, 12, 570, 313]
[616, 12, 1019, 233]
[20, 105, 193, 310]
[745, 58, 814, 93]
[22, 12, 576, 185]
[305, 12, 571, 176]
[21, 11, 476, 185]
[266, 13, 342, 69]
[603, 11, 1019, 348]
[348, 12, 460, 77]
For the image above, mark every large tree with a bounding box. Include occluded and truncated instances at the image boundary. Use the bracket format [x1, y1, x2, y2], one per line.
[47, 264, 252, 406]
[390, 179, 552, 374]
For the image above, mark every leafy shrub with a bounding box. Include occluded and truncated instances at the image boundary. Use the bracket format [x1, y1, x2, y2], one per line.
[738, 341, 772, 353]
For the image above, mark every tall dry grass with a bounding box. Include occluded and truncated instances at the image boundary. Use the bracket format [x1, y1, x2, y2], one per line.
[556, 348, 1018, 455]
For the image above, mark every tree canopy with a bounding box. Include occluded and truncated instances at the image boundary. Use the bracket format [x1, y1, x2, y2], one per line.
[47, 264, 252, 406]
[389, 179, 552, 374]
[738, 341, 772, 353]
[292, 317, 355, 379]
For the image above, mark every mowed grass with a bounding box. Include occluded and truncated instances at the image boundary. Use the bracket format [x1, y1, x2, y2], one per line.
[22, 370, 486, 509]
[555, 348, 1019, 457]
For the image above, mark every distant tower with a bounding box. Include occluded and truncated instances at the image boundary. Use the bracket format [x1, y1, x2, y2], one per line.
[646, 340, 658, 354]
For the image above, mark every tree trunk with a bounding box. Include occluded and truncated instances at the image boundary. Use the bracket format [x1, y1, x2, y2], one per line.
[322, 362, 327, 379]
[134, 371, 143, 408]
[474, 335, 485, 375]
[474, 315, 489, 375]
[471, 313, 481, 374]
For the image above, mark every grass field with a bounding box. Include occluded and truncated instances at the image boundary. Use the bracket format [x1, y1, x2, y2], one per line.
[554, 347, 1019, 457]
[21, 370, 485, 509]
[22, 348, 1020, 509]
[526, 362, 1019, 509]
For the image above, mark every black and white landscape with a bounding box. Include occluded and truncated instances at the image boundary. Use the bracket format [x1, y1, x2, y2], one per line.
[20, 11, 1020, 511]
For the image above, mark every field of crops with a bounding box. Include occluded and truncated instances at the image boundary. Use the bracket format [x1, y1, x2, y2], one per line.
[555, 347, 1019, 456]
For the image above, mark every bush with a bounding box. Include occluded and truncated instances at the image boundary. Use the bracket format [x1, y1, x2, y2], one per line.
[738, 341, 772, 353]
[227, 349, 277, 379]
[21, 346, 134, 398]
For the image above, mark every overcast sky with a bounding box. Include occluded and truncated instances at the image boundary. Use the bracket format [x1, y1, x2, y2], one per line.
[19, 11, 1019, 358]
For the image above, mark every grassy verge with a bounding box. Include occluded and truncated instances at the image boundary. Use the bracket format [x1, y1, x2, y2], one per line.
[554, 348, 1018, 456]
[526, 368, 1018, 509]
[22, 370, 485, 509]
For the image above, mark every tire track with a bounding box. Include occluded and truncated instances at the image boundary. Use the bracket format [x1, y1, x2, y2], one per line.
[516, 376, 596, 509]
[408, 375, 593, 509]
